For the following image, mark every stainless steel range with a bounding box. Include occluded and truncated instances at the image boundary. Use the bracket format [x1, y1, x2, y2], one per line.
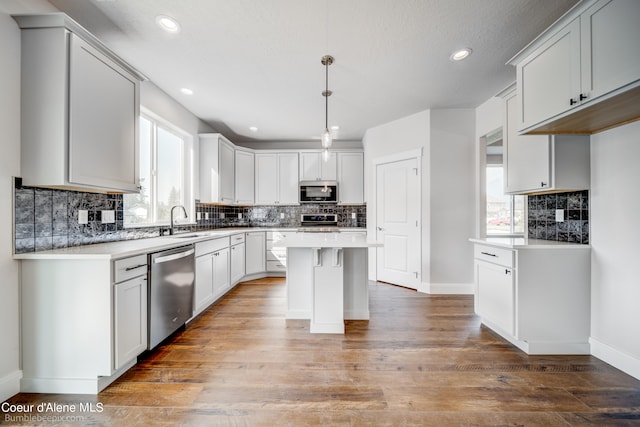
[298, 213, 339, 232]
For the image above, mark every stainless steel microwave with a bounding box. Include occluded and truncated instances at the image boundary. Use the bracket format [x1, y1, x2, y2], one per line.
[299, 181, 338, 203]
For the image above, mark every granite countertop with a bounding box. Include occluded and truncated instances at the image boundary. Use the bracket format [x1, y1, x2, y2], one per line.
[14, 228, 369, 260]
[469, 237, 591, 249]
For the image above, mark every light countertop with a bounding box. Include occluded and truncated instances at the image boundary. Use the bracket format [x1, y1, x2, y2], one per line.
[273, 232, 381, 248]
[14, 228, 369, 260]
[469, 237, 591, 249]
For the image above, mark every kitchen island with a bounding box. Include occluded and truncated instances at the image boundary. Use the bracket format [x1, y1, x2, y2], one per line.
[273, 232, 382, 333]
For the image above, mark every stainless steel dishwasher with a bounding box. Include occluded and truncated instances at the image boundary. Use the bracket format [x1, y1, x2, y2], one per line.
[148, 244, 195, 350]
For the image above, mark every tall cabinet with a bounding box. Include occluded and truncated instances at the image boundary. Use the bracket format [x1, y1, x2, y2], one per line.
[199, 134, 236, 204]
[14, 13, 143, 193]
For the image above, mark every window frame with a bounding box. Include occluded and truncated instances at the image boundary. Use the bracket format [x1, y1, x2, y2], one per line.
[123, 109, 194, 228]
[478, 128, 525, 238]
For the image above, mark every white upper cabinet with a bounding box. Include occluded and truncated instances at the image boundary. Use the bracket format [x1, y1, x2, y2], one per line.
[502, 86, 590, 195]
[510, 0, 640, 134]
[255, 153, 299, 205]
[516, 18, 581, 131]
[234, 149, 254, 205]
[15, 14, 142, 193]
[337, 152, 364, 204]
[199, 133, 235, 204]
[299, 151, 337, 181]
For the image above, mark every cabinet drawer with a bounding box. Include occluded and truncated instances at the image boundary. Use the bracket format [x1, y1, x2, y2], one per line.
[474, 245, 514, 268]
[230, 233, 245, 245]
[196, 237, 230, 257]
[114, 254, 148, 283]
[267, 249, 286, 262]
[267, 260, 287, 272]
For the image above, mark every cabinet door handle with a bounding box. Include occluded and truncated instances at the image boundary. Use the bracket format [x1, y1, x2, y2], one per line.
[579, 93, 588, 101]
[540, 181, 548, 187]
[505, 269, 511, 275]
[480, 251, 497, 257]
[125, 264, 147, 271]
[313, 248, 322, 267]
[569, 98, 578, 105]
[377, 226, 384, 231]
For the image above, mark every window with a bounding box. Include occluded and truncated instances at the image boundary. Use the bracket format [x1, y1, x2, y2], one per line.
[124, 112, 193, 227]
[481, 128, 524, 236]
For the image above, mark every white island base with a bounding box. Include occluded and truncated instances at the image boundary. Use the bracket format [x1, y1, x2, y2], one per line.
[275, 233, 381, 334]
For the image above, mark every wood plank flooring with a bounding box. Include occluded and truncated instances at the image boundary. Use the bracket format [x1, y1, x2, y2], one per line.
[4, 277, 640, 426]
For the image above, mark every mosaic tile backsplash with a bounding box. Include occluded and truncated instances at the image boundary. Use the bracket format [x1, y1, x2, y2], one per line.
[527, 190, 589, 244]
[14, 182, 366, 254]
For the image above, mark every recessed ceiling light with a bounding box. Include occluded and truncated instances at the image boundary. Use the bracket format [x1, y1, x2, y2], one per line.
[180, 88, 193, 95]
[450, 48, 472, 61]
[249, 126, 258, 132]
[156, 15, 180, 33]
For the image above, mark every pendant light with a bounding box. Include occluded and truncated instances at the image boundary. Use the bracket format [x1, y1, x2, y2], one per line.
[321, 55, 334, 151]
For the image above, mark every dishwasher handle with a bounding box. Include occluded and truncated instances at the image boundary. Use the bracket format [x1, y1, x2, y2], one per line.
[153, 248, 195, 264]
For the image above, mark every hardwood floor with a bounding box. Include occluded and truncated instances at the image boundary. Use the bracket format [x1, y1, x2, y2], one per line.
[4, 277, 640, 426]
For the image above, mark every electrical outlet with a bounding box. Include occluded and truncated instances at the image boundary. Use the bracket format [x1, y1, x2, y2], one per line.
[351, 212, 356, 219]
[280, 213, 285, 219]
[196, 212, 202, 220]
[78, 210, 88, 225]
[555, 209, 565, 222]
[220, 213, 225, 219]
[101, 210, 115, 224]
[238, 213, 242, 219]
[204, 212, 209, 220]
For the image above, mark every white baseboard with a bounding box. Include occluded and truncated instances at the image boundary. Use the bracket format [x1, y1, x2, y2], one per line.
[419, 282, 474, 295]
[0, 370, 22, 401]
[344, 309, 370, 320]
[590, 337, 640, 381]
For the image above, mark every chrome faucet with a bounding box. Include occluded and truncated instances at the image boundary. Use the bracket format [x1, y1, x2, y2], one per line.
[169, 205, 188, 235]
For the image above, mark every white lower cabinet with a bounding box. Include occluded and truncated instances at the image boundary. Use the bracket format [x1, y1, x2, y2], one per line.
[231, 242, 246, 285]
[473, 242, 590, 354]
[475, 259, 515, 336]
[266, 231, 295, 274]
[245, 232, 266, 275]
[213, 248, 231, 297]
[114, 275, 147, 370]
[194, 238, 230, 317]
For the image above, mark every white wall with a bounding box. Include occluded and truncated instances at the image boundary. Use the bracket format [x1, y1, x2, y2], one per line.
[363, 110, 430, 282]
[0, 8, 23, 403]
[0, 0, 60, 402]
[429, 109, 476, 286]
[589, 120, 640, 380]
[363, 109, 475, 293]
[475, 95, 503, 140]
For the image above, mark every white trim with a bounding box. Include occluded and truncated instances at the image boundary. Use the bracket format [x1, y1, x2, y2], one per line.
[20, 359, 136, 395]
[0, 370, 22, 401]
[590, 337, 640, 381]
[481, 319, 590, 355]
[344, 309, 370, 320]
[421, 282, 474, 295]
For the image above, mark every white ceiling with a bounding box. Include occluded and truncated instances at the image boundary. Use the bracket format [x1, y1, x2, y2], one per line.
[47, 0, 578, 143]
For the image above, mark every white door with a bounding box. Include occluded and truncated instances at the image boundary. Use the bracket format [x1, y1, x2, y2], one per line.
[375, 158, 420, 289]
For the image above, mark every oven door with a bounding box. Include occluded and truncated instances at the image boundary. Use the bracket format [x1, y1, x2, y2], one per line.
[299, 181, 338, 203]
